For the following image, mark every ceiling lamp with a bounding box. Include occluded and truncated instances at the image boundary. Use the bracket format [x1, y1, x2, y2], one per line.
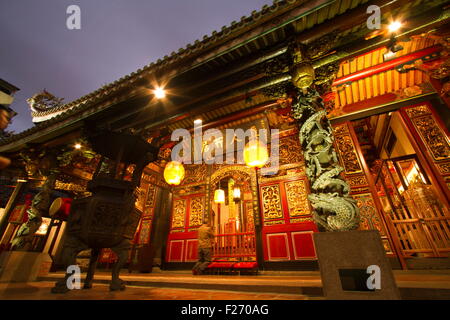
[243, 140, 269, 168]
[153, 87, 166, 99]
[388, 21, 402, 33]
[214, 189, 225, 204]
[163, 161, 185, 186]
[383, 21, 404, 62]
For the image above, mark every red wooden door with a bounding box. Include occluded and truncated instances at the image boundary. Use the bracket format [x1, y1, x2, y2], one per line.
[165, 193, 205, 263]
[259, 177, 318, 262]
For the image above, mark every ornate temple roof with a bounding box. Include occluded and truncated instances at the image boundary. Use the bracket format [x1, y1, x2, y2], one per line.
[0, 0, 446, 152]
[27, 0, 308, 122]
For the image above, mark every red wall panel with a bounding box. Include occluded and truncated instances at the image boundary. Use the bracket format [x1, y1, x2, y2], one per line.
[266, 233, 290, 261]
[167, 240, 184, 262]
[291, 231, 316, 259]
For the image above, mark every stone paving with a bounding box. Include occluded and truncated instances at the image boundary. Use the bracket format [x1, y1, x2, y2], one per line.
[0, 270, 449, 300]
[0, 281, 310, 300]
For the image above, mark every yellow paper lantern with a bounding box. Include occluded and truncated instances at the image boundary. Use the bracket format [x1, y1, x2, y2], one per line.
[164, 161, 185, 186]
[243, 140, 269, 168]
[214, 189, 225, 204]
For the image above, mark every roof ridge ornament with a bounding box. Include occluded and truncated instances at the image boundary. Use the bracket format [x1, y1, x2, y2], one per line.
[27, 90, 64, 113]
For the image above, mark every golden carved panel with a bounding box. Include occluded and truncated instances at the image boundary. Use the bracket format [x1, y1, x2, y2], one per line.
[437, 162, 450, 175]
[171, 199, 186, 229]
[412, 115, 450, 161]
[279, 136, 304, 165]
[244, 202, 255, 232]
[285, 180, 310, 217]
[347, 174, 368, 187]
[353, 193, 385, 236]
[333, 123, 350, 135]
[182, 165, 207, 186]
[261, 185, 283, 220]
[145, 184, 156, 208]
[142, 184, 156, 219]
[405, 105, 431, 118]
[189, 196, 204, 227]
[334, 134, 363, 174]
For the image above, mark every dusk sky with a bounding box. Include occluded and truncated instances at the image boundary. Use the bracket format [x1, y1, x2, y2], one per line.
[1, 0, 273, 133]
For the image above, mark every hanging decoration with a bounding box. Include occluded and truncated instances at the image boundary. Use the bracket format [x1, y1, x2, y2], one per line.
[243, 140, 269, 168]
[214, 189, 225, 204]
[163, 161, 185, 186]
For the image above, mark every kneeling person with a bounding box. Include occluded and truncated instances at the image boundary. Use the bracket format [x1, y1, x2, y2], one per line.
[192, 223, 214, 275]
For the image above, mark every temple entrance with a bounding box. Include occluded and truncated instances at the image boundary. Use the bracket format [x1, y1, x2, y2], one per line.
[209, 166, 257, 262]
[349, 104, 450, 262]
[374, 155, 450, 258]
[164, 164, 259, 267]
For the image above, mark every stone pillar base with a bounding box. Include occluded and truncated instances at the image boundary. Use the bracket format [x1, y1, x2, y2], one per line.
[0, 251, 52, 282]
[313, 230, 400, 300]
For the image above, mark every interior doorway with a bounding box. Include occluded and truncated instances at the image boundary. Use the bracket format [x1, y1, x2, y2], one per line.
[351, 110, 450, 260]
[209, 166, 257, 262]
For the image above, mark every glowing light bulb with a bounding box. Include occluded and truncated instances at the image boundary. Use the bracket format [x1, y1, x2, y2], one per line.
[154, 87, 166, 99]
[74, 143, 82, 150]
[388, 21, 402, 33]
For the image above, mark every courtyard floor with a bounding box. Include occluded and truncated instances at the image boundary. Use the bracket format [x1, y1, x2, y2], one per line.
[0, 270, 449, 300]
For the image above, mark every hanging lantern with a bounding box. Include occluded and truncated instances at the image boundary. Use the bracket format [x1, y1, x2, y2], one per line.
[163, 161, 185, 186]
[233, 187, 241, 201]
[243, 139, 269, 168]
[214, 189, 225, 204]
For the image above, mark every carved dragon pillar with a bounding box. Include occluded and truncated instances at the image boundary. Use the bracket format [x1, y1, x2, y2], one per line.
[289, 43, 360, 232]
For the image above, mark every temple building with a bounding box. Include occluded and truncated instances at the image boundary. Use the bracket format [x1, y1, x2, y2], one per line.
[0, 0, 449, 274]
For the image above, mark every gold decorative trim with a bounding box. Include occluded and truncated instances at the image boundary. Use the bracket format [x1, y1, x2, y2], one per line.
[411, 115, 450, 161]
[264, 220, 284, 226]
[260, 173, 305, 184]
[290, 217, 313, 223]
[350, 187, 371, 194]
[405, 105, 431, 118]
[54, 181, 86, 192]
